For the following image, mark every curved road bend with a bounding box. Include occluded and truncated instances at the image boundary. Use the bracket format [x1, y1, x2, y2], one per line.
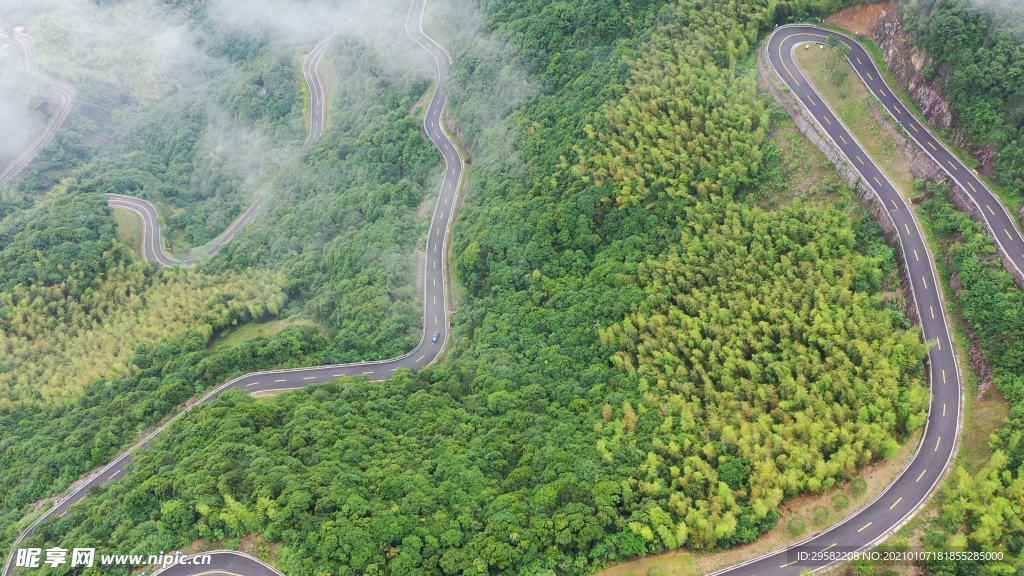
[105, 35, 332, 265]
[706, 27, 980, 576]
[0, 30, 74, 186]
[303, 36, 332, 146]
[3, 1, 461, 575]
[106, 194, 195, 267]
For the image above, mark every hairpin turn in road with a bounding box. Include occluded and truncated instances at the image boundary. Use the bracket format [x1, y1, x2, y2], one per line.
[2, 2, 461, 575]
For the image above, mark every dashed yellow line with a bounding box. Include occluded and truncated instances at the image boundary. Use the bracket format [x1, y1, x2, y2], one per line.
[333, 374, 344, 377]
[905, 223, 912, 236]
[362, 371, 374, 375]
[1005, 228, 1014, 240]
[246, 382, 259, 387]
[914, 249, 920, 261]
[275, 379, 287, 382]
[880, 88, 888, 97]
[858, 522, 872, 532]
[923, 276, 928, 289]
[857, 155, 865, 164]
[947, 160, 958, 170]
[868, 72, 874, 80]
[874, 176, 882, 186]
[935, 436, 942, 451]
[893, 106, 901, 114]
[780, 561, 797, 568]
[928, 141, 937, 150]
[929, 305, 934, 318]
[942, 369, 947, 383]
[825, 115, 831, 124]
[108, 469, 122, 480]
[303, 376, 315, 380]
[807, 95, 817, 106]
[943, 403, 947, 417]
[910, 123, 918, 132]
[821, 543, 837, 552]
[415, 354, 426, 362]
[968, 181, 977, 192]
[890, 497, 902, 509]
[857, 57, 863, 64]
[917, 469, 927, 482]
[840, 135, 848, 144]
[987, 204, 995, 215]
[890, 199, 899, 210]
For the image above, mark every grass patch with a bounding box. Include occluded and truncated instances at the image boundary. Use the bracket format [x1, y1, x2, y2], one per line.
[112, 206, 143, 259]
[961, 385, 1010, 475]
[795, 45, 916, 198]
[209, 316, 322, 350]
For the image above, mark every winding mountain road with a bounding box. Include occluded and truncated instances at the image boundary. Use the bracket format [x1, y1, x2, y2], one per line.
[704, 25, 1024, 576]
[2, 1, 461, 575]
[303, 36, 331, 146]
[0, 29, 74, 186]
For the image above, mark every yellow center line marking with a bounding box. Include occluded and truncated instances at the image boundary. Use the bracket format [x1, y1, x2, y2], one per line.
[923, 276, 929, 289]
[390, 368, 398, 371]
[857, 57, 863, 64]
[448, 182, 452, 190]
[968, 181, 977, 192]
[821, 543, 837, 552]
[434, 315, 438, 324]
[433, 278, 436, 286]
[868, 72, 874, 80]
[362, 371, 374, 375]
[433, 296, 436, 304]
[246, 382, 259, 387]
[1005, 229, 1013, 239]
[914, 249, 920, 261]
[857, 155, 865, 164]
[858, 522, 872, 532]
[416, 354, 426, 362]
[894, 106, 901, 114]
[935, 436, 942, 451]
[779, 35, 801, 85]
[434, 243, 437, 251]
[930, 305, 934, 319]
[938, 339, 942, 351]
[303, 376, 316, 380]
[947, 160, 957, 170]
[840, 135, 848, 144]
[433, 261, 436, 269]
[890, 497, 903, 509]
[445, 196, 449, 204]
[943, 403, 947, 417]
[275, 379, 287, 382]
[929, 142, 937, 150]
[942, 369, 947, 383]
[880, 88, 887, 97]
[916, 469, 927, 482]
[890, 199, 899, 210]
[874, 176, 882, 186]
[911, 123, 918, 131]
[987, 205, 995, 215]
[825, 115, 831, 124]
[780, 561, 797, 568]
[905, 223, 912, 235]
[436, 227, 440, 235]
[108, 470, 121, 480]
[807, 95, 816, 105]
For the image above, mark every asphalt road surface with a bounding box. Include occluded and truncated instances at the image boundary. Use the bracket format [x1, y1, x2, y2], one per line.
[703, 25, 1024, 576]
[303, 36, 331, 145]
[3, 1, 462, 574]
[0, 29, 74, 186]
[106, 194, 195, 267]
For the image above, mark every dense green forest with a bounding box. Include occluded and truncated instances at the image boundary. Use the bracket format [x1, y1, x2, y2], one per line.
[3, 0, 958, 573]
[902, 0, 1024, 197]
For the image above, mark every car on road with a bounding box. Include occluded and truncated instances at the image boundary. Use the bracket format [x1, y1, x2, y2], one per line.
[432, 331, 439, 343]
